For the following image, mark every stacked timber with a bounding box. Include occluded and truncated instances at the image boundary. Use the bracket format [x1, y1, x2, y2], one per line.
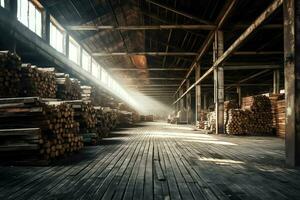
[0, 60, 56, 98]
[20, 65, 57, 98]
[70, 78, 82, 100]
[0, 51, 22, 67]
[196, 111, 208, 129]
[0, 51, 22, 97]
[63, 100, 97, 144]
[132, 112, 140, 123]
[224, 100, 239, 133]
[268, 94, 285, 129]
[81, 85, 92, 102]
[95, 107, 118, 138]
[226, 109, 248, 135]
[276, 100, 285, 138]
[55, 73, 81, 100]
[207, 112, 216, 131]
[0, 97, 83, 163]
[117, 110, 133, 127]
[91, 88, 102, 106]
[226, 95, 273, 135]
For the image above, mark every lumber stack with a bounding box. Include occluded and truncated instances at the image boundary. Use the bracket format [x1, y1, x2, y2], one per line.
[224, 100, 239, 133]
[81, 85, 92, 102]
[91, 88, 103, 106]
[0, 51, 22, 97]
[276, 100, 285, 138]
[117, 110, 133, 127]
[55, 73, 81, 100]
[196, 111, 208, 129]
[226, 109, 248, 135]
[207, 112, 216, 131]
[20, 65, 57, 98]
[63, 100, 97, 144]
[0, 97, 83, 163]
[0, 51, 22, 67]
[268, 94, 285, 129]
[0, 59, 57, 98]
[226, 95, 273, 135]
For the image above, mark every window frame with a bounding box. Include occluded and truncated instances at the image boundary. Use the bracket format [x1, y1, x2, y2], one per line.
[68, 36, 80, 65]
[50, 17, 65, 54]
[81, 49, 91, 72]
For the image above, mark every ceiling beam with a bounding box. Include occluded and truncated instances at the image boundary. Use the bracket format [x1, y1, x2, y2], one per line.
[127, 77, 183, 80]
[111, 68, 188, 71]
[110, 65, 281, 71]
[92, 51, 282, 57]
[174, 0, 238, 95]
[92, 52, 198, 56]
[67, 24, 216, 31]
[173, 0, 283, 104]
[145, 0, 213, 25]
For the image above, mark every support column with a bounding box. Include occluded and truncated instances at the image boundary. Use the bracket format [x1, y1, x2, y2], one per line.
[237, 85, 242, 107]
[273, 69, 280, 94]
[174, 93, 178, 114]
[213, 31, 224, 134]
[179, 88, 184, 111]
[186, 79, 191, 124]
[203, 94, 207, 111]
[42, 10, 50, 44]
[284, 0, 300, 167]
[195, 64, 201, 122]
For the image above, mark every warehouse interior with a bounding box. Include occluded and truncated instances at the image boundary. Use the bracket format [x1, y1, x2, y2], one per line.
[0, 0, 300, 199]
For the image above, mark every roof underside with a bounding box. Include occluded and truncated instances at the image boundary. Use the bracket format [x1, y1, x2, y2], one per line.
[39, 0, 284, 104]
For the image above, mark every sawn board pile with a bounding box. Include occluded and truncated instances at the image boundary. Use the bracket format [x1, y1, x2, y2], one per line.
[0, 97, 83, 164]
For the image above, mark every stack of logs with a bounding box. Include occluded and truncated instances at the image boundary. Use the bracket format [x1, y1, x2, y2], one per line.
[63, 100, 98, 144]
[276, 99, 285, 138]
[0, 97, 83, 163]
[81, 85, 92, 102]
[0, 51, 22, 97]
[20, 65, 56, 98]
[0, 51, 57, 98]
[117, 110, 133, 127]
[226, 95, 273, 135]
[224, 100, 239, 134]
[196, 112, 208, 129]
[94, 107, 117, 138]
[55, 73, 81, 100]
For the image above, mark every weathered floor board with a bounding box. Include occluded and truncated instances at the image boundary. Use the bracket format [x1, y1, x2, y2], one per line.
[0, 122, 300, 200]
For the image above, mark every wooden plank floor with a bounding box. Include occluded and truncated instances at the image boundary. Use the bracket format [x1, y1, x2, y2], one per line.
[0, 122, 300, 200]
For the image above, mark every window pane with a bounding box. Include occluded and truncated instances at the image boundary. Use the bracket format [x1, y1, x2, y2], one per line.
[56, 29, 63, 52]
[28, 2, 35, 33]
[0, 0, 5, 7]
[18, 0, 28, 26]
[69, 38, 80, 64]
[35, 9, 42, 37]
[50, 22, 64, 53]
[82, 50, 91, 71]
[91, 59, 99, 78]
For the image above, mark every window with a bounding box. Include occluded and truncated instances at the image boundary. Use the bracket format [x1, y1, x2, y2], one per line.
[91, 59, 100, 78]
[101, 69, 108, 84]
[17, 0, 42, 37]
[50, 20, 64, 53]
[82, 50, 91, 71]
[0, 0, 5, 7]
[69, 37, 80, 64]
